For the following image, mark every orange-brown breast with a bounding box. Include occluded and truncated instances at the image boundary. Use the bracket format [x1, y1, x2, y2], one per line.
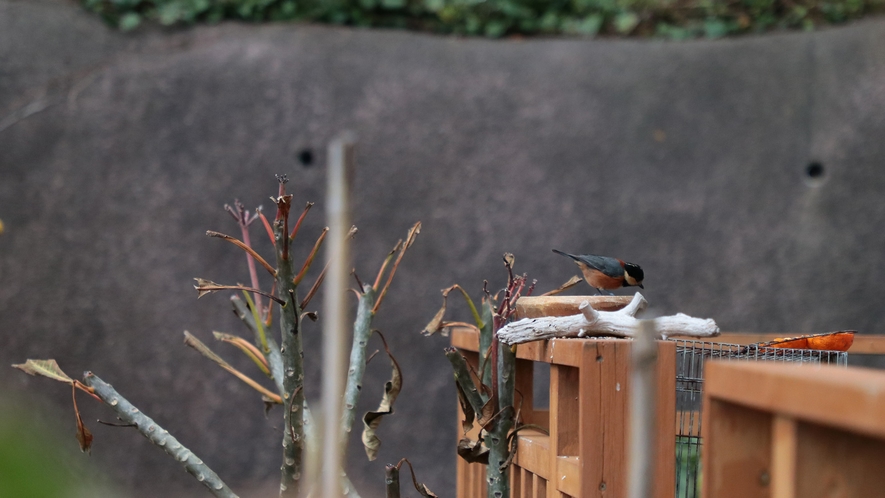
[578, 264, 625, 290]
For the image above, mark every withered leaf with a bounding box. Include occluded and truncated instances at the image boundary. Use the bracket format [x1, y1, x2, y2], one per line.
[12, 359, 74, 384]
[541, 275, 584, 297]
[503, 252, 516, 269]
[421, 285, 457, 336]
[457, 437, 489, 464]
[361, 332, 402, 461]
[477, 395, 498, 428]
[454, 382, 475, 434]
[398, 458, 438, 498]
[72, 384, 93, 454]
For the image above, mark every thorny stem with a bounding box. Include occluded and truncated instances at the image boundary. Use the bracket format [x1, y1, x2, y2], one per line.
[486, 257, 526, 498]
[385, 464, 401, 498]
[226, 201, 265, 320]
[82, 372, 239, 498]
[340, 285, 377, 459]
[273, 178, 303, 498]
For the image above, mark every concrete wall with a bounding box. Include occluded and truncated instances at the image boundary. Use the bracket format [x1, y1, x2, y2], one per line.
[3, 1, 885, 495]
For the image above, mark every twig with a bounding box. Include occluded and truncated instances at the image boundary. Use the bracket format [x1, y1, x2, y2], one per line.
[81, 372, 239, 498]
[340, 285, 376, 458]
[206, 231, 275, 276]
[183, 332, 281, 403]
[193, 279, 284, 305]
[292, 227, 328, 286]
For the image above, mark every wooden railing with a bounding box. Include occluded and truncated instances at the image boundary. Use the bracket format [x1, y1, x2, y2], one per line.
[451, 327, 677, 498]
[701, 361, 885, 498]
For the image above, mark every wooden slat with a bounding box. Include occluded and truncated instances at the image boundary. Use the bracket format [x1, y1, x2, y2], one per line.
[514, 430, 550, 478]
[701, 399, 772, 498]
[671, 332, 885, 354]
[515, 295, 631, 318]
[771, 415, 797, 498]
[579, 342, 604, 497]
[556, 456, 581, 496]
[794, 422, 885, 498]
[534, 474, 547, 498]
[451, 326, 480, 352]
[601, 340, 630, 497]
[549, 364, 579, 498]
[654, 340, 677, 498]
[705, 361, 885, 440]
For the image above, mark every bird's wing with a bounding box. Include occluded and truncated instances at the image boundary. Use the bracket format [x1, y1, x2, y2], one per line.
[578, 254, 624, 277]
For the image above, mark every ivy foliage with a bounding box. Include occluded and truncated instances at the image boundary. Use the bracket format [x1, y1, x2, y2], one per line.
[83, 0, 885, 39]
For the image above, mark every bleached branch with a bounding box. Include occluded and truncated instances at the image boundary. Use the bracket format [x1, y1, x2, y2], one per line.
[496, 293, 719, 345]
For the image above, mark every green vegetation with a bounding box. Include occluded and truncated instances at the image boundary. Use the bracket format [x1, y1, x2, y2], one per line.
[83, 0, 885, 39]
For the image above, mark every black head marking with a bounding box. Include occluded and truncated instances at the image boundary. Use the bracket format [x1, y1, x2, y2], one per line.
[624, 262, 644, 282]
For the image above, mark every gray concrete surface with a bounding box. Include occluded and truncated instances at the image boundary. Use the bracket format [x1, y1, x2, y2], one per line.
[2, 0, 885, 495]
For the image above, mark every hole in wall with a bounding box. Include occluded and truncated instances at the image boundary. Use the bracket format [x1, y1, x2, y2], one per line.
[297, 148, 314, 167]
[804, 161, 826, 186]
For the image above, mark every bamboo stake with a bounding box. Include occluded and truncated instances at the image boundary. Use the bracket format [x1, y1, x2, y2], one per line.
[321, 133, 356, 497]
[628, 320, 658, 498]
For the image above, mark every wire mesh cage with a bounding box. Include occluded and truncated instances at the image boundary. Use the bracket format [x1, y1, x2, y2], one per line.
[673, 339, 849, 498]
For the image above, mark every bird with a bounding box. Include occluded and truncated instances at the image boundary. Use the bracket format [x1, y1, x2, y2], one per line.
[552, 249, 644, 295]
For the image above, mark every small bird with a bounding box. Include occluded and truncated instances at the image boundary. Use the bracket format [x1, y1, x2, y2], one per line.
[552, 249, 644, 295]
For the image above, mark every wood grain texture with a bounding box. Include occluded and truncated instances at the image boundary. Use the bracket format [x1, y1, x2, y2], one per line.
[705, 361, 885, 440]
[702, 400, 772, 498]
[515, 295, 632, 318]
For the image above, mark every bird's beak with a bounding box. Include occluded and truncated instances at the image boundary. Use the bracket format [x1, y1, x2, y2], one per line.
[638, 283, 644, 289]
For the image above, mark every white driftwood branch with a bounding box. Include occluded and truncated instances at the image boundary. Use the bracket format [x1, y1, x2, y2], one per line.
[496, 292, 719, 345]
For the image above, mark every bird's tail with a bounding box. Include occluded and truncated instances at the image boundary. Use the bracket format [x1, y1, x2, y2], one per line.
[552, 249, 577, 260]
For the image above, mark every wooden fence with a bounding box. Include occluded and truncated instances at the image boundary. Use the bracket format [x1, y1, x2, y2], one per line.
[451, 327, 677, 498]
[702, 361, 885, 498]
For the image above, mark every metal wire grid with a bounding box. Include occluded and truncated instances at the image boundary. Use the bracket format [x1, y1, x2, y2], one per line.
[673, 339, 848, 498]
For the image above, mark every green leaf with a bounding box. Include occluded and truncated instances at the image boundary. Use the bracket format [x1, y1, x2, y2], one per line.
[12, 359, 73, 384]
[118, 12, 142, 31]
[613, 11, 640, 34]
[703, 18, 729, 38]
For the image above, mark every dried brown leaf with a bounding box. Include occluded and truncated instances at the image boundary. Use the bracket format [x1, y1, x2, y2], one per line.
[477, 395, 497, 428]
[456, 437, 489, 465]
[454, 382, 475, 434]
[397, 458, 438, 498]
[12, 359, 73, 384]
[361, 331, 402, 461]
[503, 252, 515, 269]
[541, 275, 584, 297]
[421, 285, 457, 336]
[72, 384, 92, 454]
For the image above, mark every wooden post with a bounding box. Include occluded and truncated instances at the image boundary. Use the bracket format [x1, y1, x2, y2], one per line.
[321, 132, 356, 497]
